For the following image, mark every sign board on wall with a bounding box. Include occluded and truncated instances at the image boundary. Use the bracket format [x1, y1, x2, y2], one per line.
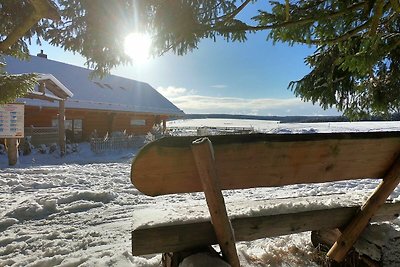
[0, 103, 24, 138]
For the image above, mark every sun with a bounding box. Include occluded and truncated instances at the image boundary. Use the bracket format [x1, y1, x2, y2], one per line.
[124, 32, 152, 63]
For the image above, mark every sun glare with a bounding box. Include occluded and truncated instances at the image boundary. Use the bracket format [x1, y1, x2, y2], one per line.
[124, 32, 152, 63]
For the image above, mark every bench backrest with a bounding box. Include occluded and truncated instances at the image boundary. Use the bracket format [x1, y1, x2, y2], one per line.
[131, 132, 400, 196]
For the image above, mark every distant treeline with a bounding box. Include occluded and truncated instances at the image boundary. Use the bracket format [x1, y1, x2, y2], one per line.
[176, 114, 400, 123]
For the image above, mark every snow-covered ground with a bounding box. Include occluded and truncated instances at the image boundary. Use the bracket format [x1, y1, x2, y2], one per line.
[167, 118, 400, 134]
[1, 119, 400, 267]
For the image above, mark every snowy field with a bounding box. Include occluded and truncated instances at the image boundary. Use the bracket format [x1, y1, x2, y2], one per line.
[1, 119, 400, 266]
[167, 118, 400, 134]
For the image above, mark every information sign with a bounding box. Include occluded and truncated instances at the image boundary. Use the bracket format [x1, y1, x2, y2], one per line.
[0, 103, 24, 138]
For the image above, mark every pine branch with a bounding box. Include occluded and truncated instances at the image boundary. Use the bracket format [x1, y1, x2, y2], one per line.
[390, 0, 400, 13]
[213, 1, 368, 33]
[325, 20, 372, 44]
[0, 73, 38, 104]
[370, 0, 385, 36]
[224, 0, 252, 22]
[285, 0, 290, 21]
[198, 2, 223, 17]
[277, 19, 370, 45]
[213, 0, 252, 23]
[384, 37, 400, 54]
[0, 0, 60, 52]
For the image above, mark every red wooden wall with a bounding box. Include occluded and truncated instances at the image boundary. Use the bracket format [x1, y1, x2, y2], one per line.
[24, 106, 170, 140]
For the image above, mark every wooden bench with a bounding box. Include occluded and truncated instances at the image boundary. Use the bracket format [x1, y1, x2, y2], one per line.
[130, 132, 400, 266]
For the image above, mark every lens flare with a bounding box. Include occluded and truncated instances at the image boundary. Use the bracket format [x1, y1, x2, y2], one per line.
[124, 32, 152, 63]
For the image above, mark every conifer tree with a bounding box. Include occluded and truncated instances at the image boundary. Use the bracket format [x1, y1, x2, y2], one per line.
[1, 0, 400, 118]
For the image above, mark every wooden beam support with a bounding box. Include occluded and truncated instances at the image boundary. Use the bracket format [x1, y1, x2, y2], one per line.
[39, 81, 45, 93]
[132, 201, 400, 255]
[327, 156, 400, 262]
[191, 138, 240, 267]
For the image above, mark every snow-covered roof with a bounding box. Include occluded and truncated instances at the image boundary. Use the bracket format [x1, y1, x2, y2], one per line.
[6, 56, 184, 116]
[26, 91, 63, 102]
[24, 74, 73, 102]
[38, 74, 74, 98]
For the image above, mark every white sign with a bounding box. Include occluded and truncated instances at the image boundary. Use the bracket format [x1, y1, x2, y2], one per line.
[0, 103, 24, 138]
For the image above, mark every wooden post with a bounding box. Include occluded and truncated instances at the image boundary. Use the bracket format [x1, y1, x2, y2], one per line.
[327, 155, 400, 262]
[108, 113, 115, 134]
[162, 119, 167, 134]
[39, 81, 45, 93]
[191, 138, 240, 267]
[58, 100, 65, 156]
[5, 138, 19, 166]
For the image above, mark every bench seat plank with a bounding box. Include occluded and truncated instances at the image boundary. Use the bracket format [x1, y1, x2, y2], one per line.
[131, 194, 400, 255]
[132, 132, 400, 196]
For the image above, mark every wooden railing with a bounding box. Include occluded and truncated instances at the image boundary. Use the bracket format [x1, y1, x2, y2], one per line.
[90, 136, 140, 153]
[24, 126, 59, 146]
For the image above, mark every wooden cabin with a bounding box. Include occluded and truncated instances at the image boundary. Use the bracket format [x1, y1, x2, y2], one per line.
[6, 55, 184, 142]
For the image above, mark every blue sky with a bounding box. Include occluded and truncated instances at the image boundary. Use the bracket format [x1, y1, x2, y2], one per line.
[29, 29, 341, 116]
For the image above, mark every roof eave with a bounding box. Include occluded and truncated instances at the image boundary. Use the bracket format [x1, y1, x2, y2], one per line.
[38, 73, 74, 98]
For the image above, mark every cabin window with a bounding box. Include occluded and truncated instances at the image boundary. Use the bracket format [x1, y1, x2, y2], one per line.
[52, 118, 83, 142]
[130, 119, 146, 126]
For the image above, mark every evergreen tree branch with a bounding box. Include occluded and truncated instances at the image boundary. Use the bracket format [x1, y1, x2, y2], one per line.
[253, 19, 373, 45]
[384, 37, 400, 54]
[370, 0, 385, 36]
[296, 0, 326, 12]
[213, 1, 368, 32]
[281, 24, 370, 45]
[0, 72, 37, 104]
[390, 0, 400, 13]
[285, 0, 290, 21]
[212, 0, 252, 23]
[325, 20, 372, 44]
[198, 2, 223, 16]
[0, 0, 59, 53]
[223, 0, 252, 22]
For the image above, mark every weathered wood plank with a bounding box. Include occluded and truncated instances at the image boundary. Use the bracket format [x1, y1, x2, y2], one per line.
[327, 155, 400, 262]
[132, 201, 400, 255]
[131, 132, 400, 196]
[191, 138, 240, 267]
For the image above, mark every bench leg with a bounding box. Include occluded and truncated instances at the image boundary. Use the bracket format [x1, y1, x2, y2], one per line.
[327, 155, 400, 262]
[192, 137, 240, 267]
